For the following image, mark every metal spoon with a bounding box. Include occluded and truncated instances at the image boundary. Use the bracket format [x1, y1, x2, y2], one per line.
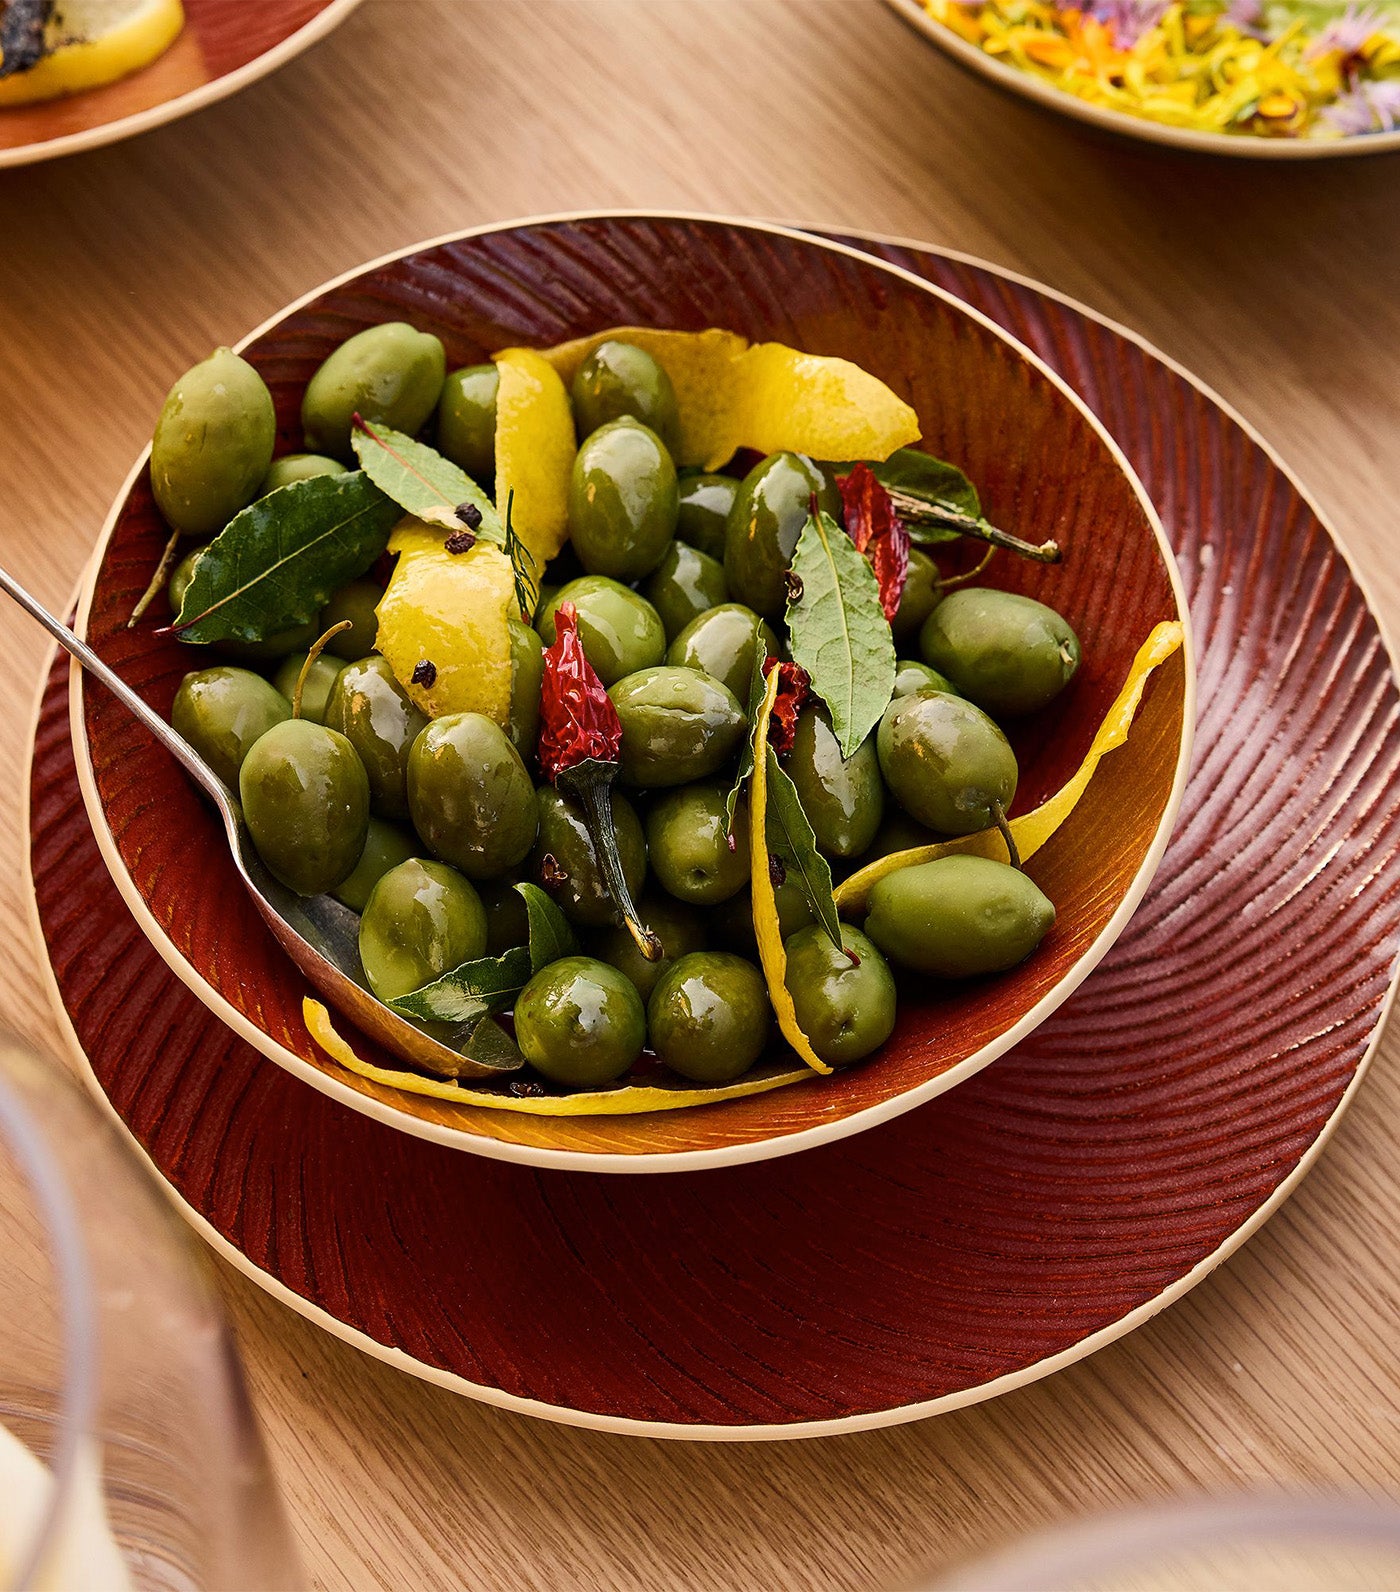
[3, 565, 518, 1081]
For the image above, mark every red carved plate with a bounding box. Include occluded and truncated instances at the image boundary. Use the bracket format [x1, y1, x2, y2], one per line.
[69, 216, 1191, 1170]
[27, 234, 1400, 1436]
[0, 0, 364, 169]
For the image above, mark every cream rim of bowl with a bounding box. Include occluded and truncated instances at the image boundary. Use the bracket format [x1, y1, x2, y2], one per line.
[66, 211, 1197, 1175]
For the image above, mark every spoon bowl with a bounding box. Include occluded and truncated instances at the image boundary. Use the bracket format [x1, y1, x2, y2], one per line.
[0, 565, 515, 1083]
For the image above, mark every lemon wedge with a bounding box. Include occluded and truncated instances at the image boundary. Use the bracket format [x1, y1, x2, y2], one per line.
[492, 347, 575, 574]
[533, 326, 921, 471]
[0, 0, 185, 106]
[375, 522, 515, 722]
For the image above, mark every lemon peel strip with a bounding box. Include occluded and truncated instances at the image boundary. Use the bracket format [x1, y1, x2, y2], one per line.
[749, 671, 834, 1076]
[835, 619, 1185, 914]
[303, 1000, 810, 1117]
[493, 348, 574, 569]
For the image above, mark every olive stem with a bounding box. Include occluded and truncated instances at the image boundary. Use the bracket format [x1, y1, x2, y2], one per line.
[558, 758, 663, 962]
[291, 620, 353, 720]
[936, 545, 996, 590]
[888, 490, 1061, 563]
[127, 530, 183, 628]
[991, 799, 1021, 871]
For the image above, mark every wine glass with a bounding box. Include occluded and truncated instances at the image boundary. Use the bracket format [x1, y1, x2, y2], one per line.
[0, 1033, 303, 1590]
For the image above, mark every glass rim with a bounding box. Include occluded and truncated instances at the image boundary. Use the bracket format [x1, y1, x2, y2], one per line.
[0, 1045, 101, 1592]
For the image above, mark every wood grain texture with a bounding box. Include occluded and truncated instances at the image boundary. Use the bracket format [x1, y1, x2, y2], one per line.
[76, 215, 1185, 1161]
[4, 0, 1400, 1587]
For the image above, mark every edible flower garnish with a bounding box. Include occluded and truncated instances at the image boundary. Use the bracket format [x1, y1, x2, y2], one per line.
[927, 0, 1400, 140]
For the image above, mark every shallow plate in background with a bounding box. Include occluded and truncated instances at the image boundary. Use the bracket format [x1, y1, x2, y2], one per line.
[70, 214, 1190, 1171]
[0, 0, 364, 169]
[882, 0, 1400, 161]
[26, 235, 1400, 1436]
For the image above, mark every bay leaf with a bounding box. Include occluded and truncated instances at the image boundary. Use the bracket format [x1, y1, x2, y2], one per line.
[784, 508, 895, 758]
[350, 420, 502, 542]
[173, 471, 399, 644]
[764, 747, 842, 949]
[872, 448, 980, 516]
[388, 945, 532, 1024]
[514, 880, 578, 972]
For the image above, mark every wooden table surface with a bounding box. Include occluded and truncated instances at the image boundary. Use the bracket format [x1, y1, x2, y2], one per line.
[3, 1, 1400, 1586]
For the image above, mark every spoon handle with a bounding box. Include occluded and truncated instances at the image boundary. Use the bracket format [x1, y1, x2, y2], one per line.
[0, 563, 234, 810]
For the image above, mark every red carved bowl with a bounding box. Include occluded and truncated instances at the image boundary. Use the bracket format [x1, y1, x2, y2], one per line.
[70, 214, 1192, 1171]
[0, 0, 364, 169]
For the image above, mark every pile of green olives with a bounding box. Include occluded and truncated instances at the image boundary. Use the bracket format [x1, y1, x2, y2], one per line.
[155, 324, 1082, 1096]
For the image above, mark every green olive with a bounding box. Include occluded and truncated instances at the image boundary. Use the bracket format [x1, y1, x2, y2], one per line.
[531, 786, 647, 929]
[608, 666, 746, 787]
[171, 666, 290, 788]
[647, 951, 770, 1083]
[333, 819, 418, 912]
[723, 451, 839, 620]
[666, 603, 778, 703]
[891, 548, 943, 641]
[538, 577, 666, 687]
[436, 364, 499, 480]
[571, 341, 680, 453]
[259, 454, 346, 497]
[271, 651, 343, 725]
[856, 808, 940, 865]
[151, 347, 276, 538]
[786, 706, 884, 860]
[324, 655, 428, 820]
[301, 322, 447, 460]
[893, 658, 958, 699]
[477, 879, 531, 956]
[676, 473, 740, 561]
[920, 588, 1081, 717]
[783, 925, 896, 1066]
[514, 956, 645, 1087]
[876, 690, 1018, 835]
[645, 782, 750, 905]
[508, 619, 545, 756]
[864, 855, 1055, 977]
[710, 879, 814, 956]
[406, 713, 537, 879]
[319, 579, 382, 660]
[567, 418, 678, 581]
[239, 718, 369, 896]
[357, 858, 486, 1003]
[594, 893, 706, 1002]
[641, 540, 729, 641]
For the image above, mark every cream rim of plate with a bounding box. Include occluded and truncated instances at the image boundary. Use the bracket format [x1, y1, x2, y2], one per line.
[882, 0, 1400, 160]
[28, 225, 1397, 1437]
[66, 210, 1195, 1176]
[0, 0, 367, 171]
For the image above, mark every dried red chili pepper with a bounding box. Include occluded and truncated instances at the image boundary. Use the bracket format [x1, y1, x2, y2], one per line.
[761, 657, 810, 758]
[538, 604, 661, 961]
[838, 462, 909, 624]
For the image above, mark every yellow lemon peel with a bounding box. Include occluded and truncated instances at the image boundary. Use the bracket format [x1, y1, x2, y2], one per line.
[492, 347, 575, 571]
[749, 669, 834, 1076]
[835, 620, 1184, 914]
[303, 1000, 808, 1117]
[375, 532, 514, 721]
[0, 0, 184, 106]
[530, 326, 920, 472]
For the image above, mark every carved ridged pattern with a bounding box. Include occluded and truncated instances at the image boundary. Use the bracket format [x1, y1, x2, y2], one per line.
[30, 228, 1400, 1428]
[77, 218, 1185, 1158]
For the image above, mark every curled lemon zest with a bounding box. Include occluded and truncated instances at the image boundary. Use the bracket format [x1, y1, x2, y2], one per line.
[835, 620, 1184, 915]
[302, 1000, 810, 1117]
